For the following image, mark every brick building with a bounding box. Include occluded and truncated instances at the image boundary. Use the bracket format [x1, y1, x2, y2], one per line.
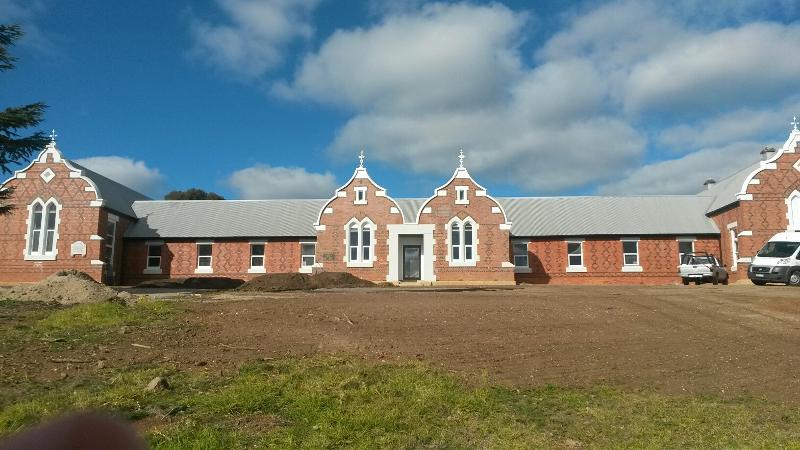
[1, 124, 799, 286]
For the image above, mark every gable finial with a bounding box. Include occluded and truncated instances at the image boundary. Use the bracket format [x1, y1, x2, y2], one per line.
[458, 148, 465, 169]
[49, 129, 57, 144]
[358, 149, 365, 168]
[792, 115, 799, 132]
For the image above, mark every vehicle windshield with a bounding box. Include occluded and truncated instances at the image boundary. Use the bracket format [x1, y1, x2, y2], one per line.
[757, 241, 800, 258]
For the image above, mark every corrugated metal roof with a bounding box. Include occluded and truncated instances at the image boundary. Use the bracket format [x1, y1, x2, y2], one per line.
[126, 200, 325, 238]
[395, 198, 426, 222]
[126, 195, 720, 239]
[700, 161, 760, 214]
[69, 161, 150, 217]
[498, 196, 719, 236]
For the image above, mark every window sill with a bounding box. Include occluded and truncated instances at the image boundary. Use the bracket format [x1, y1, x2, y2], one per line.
[566, 266, 587, 273]
[449, 260, 477, 267]
[194, 267, 213, 274]
[143, 268, 162, 275]
[454, 200, 470, 205]
[24, 253, 57, 261]
[299, 266, 313, 274]
[514, 267, 532, 273]
[347, 261, 374, 268]
[247, 267, 266, 274]
[354, 200, 367, 205]
[621, 265, 643, 272]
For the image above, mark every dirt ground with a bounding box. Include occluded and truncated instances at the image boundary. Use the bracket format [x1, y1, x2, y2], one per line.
[7, 284, 800, 403]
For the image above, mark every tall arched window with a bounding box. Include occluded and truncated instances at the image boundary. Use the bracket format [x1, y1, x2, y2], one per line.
[346, 218, 375, 266]
[26, 198, 60, 260]
[449, 217, 477, 265]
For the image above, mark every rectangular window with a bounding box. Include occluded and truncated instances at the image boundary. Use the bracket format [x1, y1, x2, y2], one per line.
[451, 226, 461, 260]
[251, 244, 265, 268]
[354, 186, 367, 204]
[361, 225, 371, 261]
[678, 240, 694, 263]
[197, 243, 212, 268]
[147, 244, 162, 268]
[455, 186, 469, 204]
[513, 242, 528, 267]
[622, 240, 639, 266]
[567, 241, 583, 267]
[301, 243, 316, 267]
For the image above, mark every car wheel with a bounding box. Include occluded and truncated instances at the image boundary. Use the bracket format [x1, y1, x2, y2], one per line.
[722, 277, 729, 285]
[752, 280, 767, 286]
[788, 270, 800, 287]
[695, 280, 701, 285]
[712, 274, 719, 285]
[682, 278, 690, 285]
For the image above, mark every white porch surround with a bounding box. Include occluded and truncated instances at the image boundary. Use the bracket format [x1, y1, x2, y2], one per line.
[386, 223, 436, 282]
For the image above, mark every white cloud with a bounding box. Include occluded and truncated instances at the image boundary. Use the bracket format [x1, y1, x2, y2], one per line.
[624, 22, 800, 114]
[227, 165, 337, 199]
[275, 3, 525, 113]
[188, 0, 320, 79]
[270, 0, 799, 195]
[597, 141, 770, 195]
[658, 100, 799, 151]
[73, 156, 165, 197]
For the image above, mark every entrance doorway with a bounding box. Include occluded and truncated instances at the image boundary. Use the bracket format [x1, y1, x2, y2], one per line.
[403, 246, 421, 281]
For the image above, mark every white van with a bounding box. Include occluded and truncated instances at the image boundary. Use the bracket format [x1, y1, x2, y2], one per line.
[748, 231, 800, 286]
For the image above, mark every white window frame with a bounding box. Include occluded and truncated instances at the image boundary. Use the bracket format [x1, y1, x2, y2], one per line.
[195, 241, 214, 274]
[455, 186, 469, 205]
[728, 223, 739, 272]
[354, 186, 367, 205]
[299, 241, 316, 273]
[447, 216, 478, 266]
[512, 240, 531, 273]
[566, 239, 586, 272]
[787, 190, 800, 231]
[248, 241, 266, 274]
[144, 240, 164, 274]
[621, 238, 643, 272]
[677, 237, 695, 264]
[24, 197, 61, 261]
[345, 218, 375, 268]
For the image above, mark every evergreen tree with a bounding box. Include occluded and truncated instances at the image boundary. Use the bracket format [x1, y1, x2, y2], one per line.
[164, 188, 225, 200]
[0, 24, 49, 214]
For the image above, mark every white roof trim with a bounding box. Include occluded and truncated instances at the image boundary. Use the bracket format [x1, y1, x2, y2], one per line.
[314, 165, 406, 225]
[737, 128, 800, 197]
[415, 167, 511, 225]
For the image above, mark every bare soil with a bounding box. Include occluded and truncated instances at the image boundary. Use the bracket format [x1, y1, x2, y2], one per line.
[7, 284, 800, 402]
[0, 271, 118, 304]
[237, 272, 375, 292]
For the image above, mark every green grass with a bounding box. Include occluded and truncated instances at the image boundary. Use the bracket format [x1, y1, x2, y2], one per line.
[1, 356, 799, 449]
[0, 298, 177, 352]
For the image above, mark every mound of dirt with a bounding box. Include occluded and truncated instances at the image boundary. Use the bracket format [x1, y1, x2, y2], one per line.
[0, 271, 118, 304]
[237, 273, 313, 292]
[311, 272, 375, 289]
[135, 277, 244, 290]
[237, 272, 375, 292]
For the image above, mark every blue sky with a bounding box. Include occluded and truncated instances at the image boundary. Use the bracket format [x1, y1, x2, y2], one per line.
[1, 0, 799, 200]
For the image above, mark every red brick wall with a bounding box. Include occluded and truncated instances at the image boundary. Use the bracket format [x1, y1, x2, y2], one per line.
[315, 171, 404, 282]
[708, 140, 800, 281]
[121, 239, 305, 285]
[515, 236, 721, 285]
[417, 173, 514, 283]
[0, 151, 104, 284]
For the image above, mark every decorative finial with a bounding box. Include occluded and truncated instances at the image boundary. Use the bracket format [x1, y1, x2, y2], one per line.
[49, 129, 57, 144]
[792, 116, 799, 132]
[458, 148, 465, 169]
[358, 149, 365, 168]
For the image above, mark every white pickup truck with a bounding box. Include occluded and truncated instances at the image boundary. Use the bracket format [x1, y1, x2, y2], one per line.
[748, 231, 800, 286]
[679, 252, 728, 285]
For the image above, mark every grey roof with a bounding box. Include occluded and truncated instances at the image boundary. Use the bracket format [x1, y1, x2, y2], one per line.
[497, 196, 719, 236]
[125, 195, 719, 239]
[69, 161, 150, 217]
[700, 161, 760, 214]
[395, 198, 426, 222]
[126, 199, 325, 238]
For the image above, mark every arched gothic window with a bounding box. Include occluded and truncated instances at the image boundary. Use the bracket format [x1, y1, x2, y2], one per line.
[26, 198, 60, 259]
[347, 218, 374, 265]
[449, 217, 477, 265]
